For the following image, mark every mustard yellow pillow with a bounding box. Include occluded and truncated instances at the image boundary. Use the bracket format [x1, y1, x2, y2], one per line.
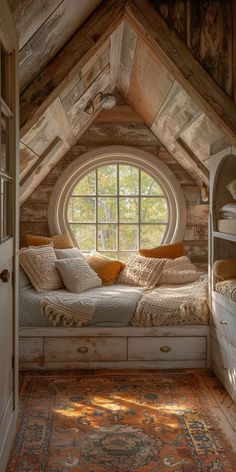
[213, 258, 236, 280]
[139, 241, 184, 259]
[87, 252, 125, 285]
[26, 234, 74, 249]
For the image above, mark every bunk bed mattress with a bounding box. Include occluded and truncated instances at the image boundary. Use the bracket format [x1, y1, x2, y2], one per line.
[19, 285, 143, 327]
[215, 279, 236, 304]
[131, 276, 209, 327]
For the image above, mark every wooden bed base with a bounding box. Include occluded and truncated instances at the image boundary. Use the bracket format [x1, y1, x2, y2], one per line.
[19, 325, 211, 370]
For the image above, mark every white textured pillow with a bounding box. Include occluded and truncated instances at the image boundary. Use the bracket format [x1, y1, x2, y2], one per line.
[160, 256, 198, 285]
[19, 245, 63, 292]
[117, 254, 165, 288]
[55, 247, 85, 260]
[55, 257, 102, 293]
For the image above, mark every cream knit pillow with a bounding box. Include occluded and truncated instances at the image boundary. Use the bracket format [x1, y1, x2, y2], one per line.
[19, 245, 63, 292]
[55, 258, 102, 293]
[117, 254, 165, 288]
[159, 256, 198, 285]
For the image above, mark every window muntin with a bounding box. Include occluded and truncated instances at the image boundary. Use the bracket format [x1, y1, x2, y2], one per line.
[67, 164, 169, 260]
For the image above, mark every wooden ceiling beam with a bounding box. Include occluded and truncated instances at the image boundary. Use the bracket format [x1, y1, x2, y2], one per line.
[125, 0, 236, 147]
[20, 0, 126, 137]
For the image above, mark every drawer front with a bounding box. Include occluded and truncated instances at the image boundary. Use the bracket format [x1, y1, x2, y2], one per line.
[211, 337, 236, 400]
[128, 337, 206, 361]
[212, 298, 236, 349]
[19, 337, 43, 362]
[44, 337, 127, 362]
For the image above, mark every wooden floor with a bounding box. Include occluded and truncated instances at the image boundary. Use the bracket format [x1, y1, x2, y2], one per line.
[19, 368, 236, 448]
[194, 369, 236, 448]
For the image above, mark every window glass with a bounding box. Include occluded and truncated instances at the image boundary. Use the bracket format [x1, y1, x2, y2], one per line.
[67, 165, 169, 260]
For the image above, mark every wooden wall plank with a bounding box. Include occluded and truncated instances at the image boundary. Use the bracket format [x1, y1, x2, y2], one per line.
[150, 0, 187, 42]
[180, 114, 224, 166]
[187, 0, 232, 96]
[19, 142, 39, 178]
[128, 38, 174, 125]
[60, 43, 110, 114]
[125, 0, 236, 146]
[20, 0, 126, 135]
[21, 110, 61, 156]
[8, 0, 61, 50]
[95, 104, 143, 123]
[109, 22, 124, 91]
[151, 81, 200, 145]
[67, 65, 110, 133]
[18, 0, 103, 91]
[117, 21, 137, 96]
[78, 122, 161, 146]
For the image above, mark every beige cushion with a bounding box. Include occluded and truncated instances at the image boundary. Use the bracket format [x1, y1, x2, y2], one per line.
[213, 258, 236, 280]
[55, 247, 85, 260]
[55, 258, 102, 293]
[19, 245, 63, 292]
[159, 256, 198, 285]
[116, 254, 165, 288]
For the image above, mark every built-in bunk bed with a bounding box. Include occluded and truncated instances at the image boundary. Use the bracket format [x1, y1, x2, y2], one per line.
[210, 146, 236, 403]
[19, 239, 210, 370]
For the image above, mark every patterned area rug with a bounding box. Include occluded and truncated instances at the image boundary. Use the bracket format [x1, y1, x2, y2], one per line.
[7, 370, 236, 471]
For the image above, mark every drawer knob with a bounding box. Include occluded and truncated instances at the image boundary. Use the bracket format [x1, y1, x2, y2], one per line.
[220, 320, 228, 325]
[222, 365, 228, 370]
[77, 346, 88, 354]
[160, 346, 171, 353]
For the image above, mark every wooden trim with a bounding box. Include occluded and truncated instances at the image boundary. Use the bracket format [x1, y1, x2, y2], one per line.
[20, 0, 126, 136]
[19, 325, 210, 337]
[19, 360, 207, 370]
[125, 0, 236, 146]
[20, 137, 63, 192]
[49, 98, 75, 146]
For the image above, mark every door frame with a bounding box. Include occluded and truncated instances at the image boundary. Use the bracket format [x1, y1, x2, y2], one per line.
[0, 2, 19, 470]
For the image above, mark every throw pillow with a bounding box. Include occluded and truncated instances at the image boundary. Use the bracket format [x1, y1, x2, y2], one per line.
[116, 254, 165, 288]
[26, 233, 74, 249]
[19, 245, 63, 292]
[159, 256, 198, 285]
[139, 241, 184, 259]
[55, 247, 85, 260]
[87, 251, 125, 285]
[55, 258, 102, 293]
[213, 258, 236, 280]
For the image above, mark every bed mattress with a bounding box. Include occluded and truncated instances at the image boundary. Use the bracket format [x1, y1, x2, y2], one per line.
[19, 285, 143, 327]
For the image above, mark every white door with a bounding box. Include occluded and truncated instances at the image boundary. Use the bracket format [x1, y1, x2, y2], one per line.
[0, 2, 19, 470]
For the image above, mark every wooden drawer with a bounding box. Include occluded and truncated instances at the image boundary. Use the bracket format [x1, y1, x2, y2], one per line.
[128, 336, 206, 361]
[212, 293, 236, 350]
[44, 337, 127, 362]
[211, 337, 236, 401]
[19, 337, 43, 362]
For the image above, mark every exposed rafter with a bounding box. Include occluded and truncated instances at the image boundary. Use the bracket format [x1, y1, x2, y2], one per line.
[125, 0, 236, 147]
[20, 0, 126, 136]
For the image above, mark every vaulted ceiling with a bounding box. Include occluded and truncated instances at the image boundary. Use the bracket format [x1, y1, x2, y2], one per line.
[9, 0, 236, 203]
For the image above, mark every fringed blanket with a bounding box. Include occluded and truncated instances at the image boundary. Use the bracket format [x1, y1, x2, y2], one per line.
[131, 276, 209, 327]
[40, 286, 143, 327]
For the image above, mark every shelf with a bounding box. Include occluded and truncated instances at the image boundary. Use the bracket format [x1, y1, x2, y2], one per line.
[213, 231, 236, 243]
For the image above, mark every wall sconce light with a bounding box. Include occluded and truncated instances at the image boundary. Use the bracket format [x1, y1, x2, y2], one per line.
[200, 183, 209, 203]
[84, 92, 116, 114]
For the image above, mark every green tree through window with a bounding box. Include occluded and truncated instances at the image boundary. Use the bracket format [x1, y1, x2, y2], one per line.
[67, 164, 168, 260]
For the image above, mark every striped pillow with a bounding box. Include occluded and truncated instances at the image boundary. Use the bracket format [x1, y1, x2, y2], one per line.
[19, 245, 63, 292]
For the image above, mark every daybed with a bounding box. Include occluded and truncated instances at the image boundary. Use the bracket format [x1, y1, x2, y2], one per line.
[19, 269, 210, 370]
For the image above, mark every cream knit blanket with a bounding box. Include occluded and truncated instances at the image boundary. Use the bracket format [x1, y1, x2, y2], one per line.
[131, 276, 209, 327]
